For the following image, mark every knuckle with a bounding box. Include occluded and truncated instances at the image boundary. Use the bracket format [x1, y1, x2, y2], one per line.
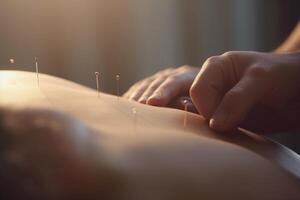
[165, 76, 177, 84]
[156, 67, 175, 77]
[136, 77, 152, 85]
[178, 65, 192, 71]
[163, 67, 176, 73]
[148, 83, 159, 90]
[134, 80, 143, 86]
[128, 84, 138, 92]
[153, 72, 162, 78]
[222, 51, 238, 58]
[221, 51, 239, 70]
[144, 77, 155, 84]
[167, 67, 175, 71]
[168, 74, 180, 81]
[247, 65, 269, 77]
[205, 56, 222, 66]
[147, 86, 155, 92]
[154, 69, 165, 77]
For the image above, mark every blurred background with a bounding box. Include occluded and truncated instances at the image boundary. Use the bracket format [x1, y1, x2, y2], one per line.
[1, 0, 299, 93]
[0, 0, 299, 151]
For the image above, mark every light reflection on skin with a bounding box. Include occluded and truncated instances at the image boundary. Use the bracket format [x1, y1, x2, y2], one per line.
[0, 71, 16, 84]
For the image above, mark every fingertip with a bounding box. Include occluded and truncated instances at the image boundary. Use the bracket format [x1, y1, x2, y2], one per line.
[178, 97, 198, 113]
[147, 96, 164, 106]
[138, 97, 147, 104]
[122, 91, 129, 98]
[146, 91, 166, 106]
[129, 93, 140, 101]
[209, 111, 227, 131]
[209, 118, 223, 131]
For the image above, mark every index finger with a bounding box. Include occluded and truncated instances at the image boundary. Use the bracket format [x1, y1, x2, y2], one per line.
[147, 74, 192, 106]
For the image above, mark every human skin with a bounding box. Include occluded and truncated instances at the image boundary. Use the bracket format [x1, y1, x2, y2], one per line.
[0, 108, 121, 200]
[123, 66, 200, 113]
[123, 21, 300, 133]
[1, 70, 300, 199]
[190, 51, 300, 132]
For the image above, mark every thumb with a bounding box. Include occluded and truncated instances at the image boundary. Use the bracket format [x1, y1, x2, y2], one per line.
[209, 75, 268, 131]
[190, 56, 229, 119]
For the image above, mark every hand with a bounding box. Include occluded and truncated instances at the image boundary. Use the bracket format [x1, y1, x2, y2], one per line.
[123, 66, 200, 109]
[190, 51, 300, 132]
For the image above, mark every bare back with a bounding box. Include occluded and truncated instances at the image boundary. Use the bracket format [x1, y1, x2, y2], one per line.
[0, 70, 299, 200]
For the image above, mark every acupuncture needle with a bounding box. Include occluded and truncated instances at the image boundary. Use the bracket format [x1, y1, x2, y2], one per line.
[116, 74, 120, 97]
[183, 100, 188, 130]
[95, 72, 100, 98]
[35, 57, 40, 87]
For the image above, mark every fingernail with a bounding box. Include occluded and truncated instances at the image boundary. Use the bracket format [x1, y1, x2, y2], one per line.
[209, 118, 225, 131]
[147, 92, 164, 105]
[209, 118, 218, 129]
[138, 97, 147, 104]
[210, 111, 227, 131]
[147, 96, 163, 106]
